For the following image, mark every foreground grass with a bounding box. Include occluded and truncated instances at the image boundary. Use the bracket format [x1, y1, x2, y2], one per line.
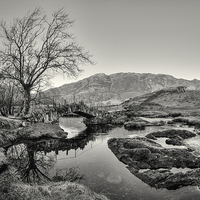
[0, 165, 109, 200]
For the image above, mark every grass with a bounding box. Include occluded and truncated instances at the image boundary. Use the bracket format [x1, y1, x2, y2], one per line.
[0, 165, 109, 200]
[5, 182, 109, 200]
[123, 89, 200, 117]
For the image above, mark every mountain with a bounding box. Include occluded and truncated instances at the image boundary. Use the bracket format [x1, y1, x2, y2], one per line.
[42, 72, 200, 105]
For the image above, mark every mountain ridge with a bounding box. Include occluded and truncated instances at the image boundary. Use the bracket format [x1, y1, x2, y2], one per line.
[43, 72, 200, 104]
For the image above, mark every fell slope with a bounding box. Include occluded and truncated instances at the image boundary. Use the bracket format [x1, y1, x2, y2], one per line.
[123, 86, 200, 116]
[43, 72, 200, 105]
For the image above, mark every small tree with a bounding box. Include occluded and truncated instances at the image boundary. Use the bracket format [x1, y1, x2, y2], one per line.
[0, 8, 93, 115]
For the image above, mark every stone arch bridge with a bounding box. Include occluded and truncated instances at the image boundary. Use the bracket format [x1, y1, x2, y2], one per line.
[26, 101, 120, 123]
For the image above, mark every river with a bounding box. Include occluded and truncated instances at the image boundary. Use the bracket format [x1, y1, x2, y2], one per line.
[6, 117, 200, 200]
[55, 117, 200, 200]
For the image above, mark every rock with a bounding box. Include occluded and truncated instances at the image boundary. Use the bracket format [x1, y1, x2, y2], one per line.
[172, 117, 200, 129]
[135, 169, 173, 188]
[122, 148, 151, 160]
[106, 172, 122, 184]
[124, 121, 146, 130]
[136, 168, 200, 190]
[124, 118, 148, 129]
[123, 138, 162, 149]
[108, 136, 200, 189]
[146, 129, 196, 140]
[165, 136, 183, 146]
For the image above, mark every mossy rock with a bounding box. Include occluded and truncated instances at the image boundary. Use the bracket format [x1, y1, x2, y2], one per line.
[124, 121, 146, 130]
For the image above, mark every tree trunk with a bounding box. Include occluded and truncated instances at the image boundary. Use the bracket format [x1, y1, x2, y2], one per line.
[8, 83, 14, 115]
[0, 107, 8, 117]
[22, 86, 31, 115]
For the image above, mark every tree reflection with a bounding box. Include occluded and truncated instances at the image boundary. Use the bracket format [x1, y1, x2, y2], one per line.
[6, 142, 56, 184]
[4, 125, 116, 184]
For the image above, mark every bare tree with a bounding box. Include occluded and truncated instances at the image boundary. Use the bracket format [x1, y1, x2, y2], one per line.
[0, 8, 93, 115]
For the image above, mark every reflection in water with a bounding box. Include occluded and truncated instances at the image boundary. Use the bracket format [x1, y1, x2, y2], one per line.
[59, 117, 116, 138]
[4, 117, 200, 200]
[59, 117, 86, 138]
[4, 123, 114, 184]
[6, 142, 56, 184]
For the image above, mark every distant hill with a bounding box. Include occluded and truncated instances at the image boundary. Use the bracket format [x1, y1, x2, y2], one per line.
[122, 86, 200, 116]
[42, 72, 200, 105]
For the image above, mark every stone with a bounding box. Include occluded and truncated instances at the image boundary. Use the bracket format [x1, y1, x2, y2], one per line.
[106, 172, 122, 184]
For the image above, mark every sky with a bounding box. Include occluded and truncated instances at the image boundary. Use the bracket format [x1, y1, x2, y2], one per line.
[0, 0, 200, 87]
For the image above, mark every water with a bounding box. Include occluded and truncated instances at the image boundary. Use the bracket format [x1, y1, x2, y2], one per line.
[185, 135, 200, 155]
[5, 117, 200, 200]
[59, 117, 87, 138]
[55, 117, 200, 200]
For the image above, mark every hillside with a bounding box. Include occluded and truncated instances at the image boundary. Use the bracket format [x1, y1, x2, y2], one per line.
[123, 86, 200, 117]
[42, 72, 200, 105]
